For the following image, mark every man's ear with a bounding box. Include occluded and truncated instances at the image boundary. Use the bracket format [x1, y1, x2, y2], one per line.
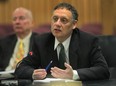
[72, 20, 77, 29]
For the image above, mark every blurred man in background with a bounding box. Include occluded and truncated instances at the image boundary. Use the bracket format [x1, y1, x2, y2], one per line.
[0, 7, 38, 71]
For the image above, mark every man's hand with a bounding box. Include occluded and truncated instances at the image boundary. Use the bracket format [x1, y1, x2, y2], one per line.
[32, 69, 47, 80]
[51, 63, 73, 79]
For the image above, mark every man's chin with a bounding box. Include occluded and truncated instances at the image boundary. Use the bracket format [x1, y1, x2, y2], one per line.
[16, 31, 24, 34]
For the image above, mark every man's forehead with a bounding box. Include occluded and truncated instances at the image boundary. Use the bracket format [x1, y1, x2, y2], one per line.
[14, 7, 27, 13]
[12, 10, 28, 18]
[53, 8, 72, 18]
[54, 8, 70, 12]
[13, 10, 26, 15]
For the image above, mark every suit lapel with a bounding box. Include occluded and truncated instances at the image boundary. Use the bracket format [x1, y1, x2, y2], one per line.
[7, 35, 17, 57]
[52, 49, 59, 67]
[5, 35, 17, 67]
[29, 32, 35, 51]
[46, 34, 59, 67]
[69, 30, 80, 69]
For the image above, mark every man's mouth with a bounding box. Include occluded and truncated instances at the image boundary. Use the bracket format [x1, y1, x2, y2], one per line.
[15, 26, 22, 29]
[54, 28, 61, 32]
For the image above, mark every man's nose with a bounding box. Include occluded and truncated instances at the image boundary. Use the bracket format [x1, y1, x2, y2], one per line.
[15, 18, 20, 24]
[55, 19, 62, 25]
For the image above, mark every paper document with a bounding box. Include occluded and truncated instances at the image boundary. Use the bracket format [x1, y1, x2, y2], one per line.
[34, 78, 75, 83]
[0, 70, 15, 79]
[0, 70, 14, 74]
[33, 78, 82, 86]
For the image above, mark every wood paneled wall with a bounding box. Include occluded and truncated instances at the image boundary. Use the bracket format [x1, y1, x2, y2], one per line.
[101, 0, 116, 34]
[0, 0, 116, 35]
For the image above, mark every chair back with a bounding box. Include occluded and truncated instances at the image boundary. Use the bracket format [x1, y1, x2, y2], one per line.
[98, 35, 116, 79]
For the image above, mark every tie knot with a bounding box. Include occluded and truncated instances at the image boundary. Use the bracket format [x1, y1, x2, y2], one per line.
[19, 40, 23, 44]
[58, 43, 64, 49]
[19, 40, 24, 48]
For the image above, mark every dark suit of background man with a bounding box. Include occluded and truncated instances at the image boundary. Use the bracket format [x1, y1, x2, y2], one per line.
[0, 7, 38, 71]
[15, 2, 110, 81]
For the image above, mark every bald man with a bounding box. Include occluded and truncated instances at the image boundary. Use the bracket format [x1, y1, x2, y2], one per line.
[0, 7, 39, 71]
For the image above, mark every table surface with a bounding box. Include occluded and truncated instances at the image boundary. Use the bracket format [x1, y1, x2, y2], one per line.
[83, 79, 116, 86]
[0, 79, 116, 86]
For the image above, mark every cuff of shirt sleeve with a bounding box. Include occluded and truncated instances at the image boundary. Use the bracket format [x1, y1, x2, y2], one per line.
[32, 73, 35, 80]
[73, 70, 80, 80]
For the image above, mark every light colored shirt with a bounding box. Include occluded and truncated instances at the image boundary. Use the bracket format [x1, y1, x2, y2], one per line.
[54, 35, 79, 80]
[5, 32, 32, 71]
[54, 36, 70, 64]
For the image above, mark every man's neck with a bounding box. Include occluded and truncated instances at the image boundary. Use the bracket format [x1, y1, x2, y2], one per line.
[17, 31, 31, 39]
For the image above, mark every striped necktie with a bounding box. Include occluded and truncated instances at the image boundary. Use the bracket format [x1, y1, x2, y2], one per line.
[13, 40, 25, 68]
[58, 43, 66, 69]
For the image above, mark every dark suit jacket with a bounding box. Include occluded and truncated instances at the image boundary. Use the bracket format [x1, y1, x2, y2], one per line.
[0, 32, 39, 71]
[15, 28, 110, 80]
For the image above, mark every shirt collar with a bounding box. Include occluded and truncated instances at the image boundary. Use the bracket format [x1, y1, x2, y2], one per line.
[17, 32, 32, 44]
[54, 35, 72, 52]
